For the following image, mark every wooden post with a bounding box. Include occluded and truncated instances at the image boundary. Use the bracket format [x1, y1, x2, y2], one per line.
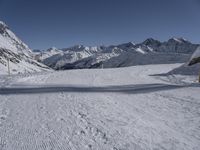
[199, 71, 200, 83]
[7, 58, 10, 76]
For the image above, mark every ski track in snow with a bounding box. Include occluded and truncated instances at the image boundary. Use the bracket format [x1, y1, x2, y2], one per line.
[0, 64, 200, 150]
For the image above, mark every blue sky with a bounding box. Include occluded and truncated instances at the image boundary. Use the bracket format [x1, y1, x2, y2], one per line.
[0, 0, 200, 49]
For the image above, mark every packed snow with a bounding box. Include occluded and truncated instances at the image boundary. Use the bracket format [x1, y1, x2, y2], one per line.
[0, 64, 199, 150]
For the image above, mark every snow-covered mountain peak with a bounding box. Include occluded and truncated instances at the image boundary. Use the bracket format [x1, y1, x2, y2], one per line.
[48, 46, 57, 50]
[62, 45, 100, 53]
[172, 38, 182, 43]
[0, 21, 8, 28]
[69, 45, 85, 50]
[169, 37, 190, 44]
[142, 38, 161, 46]
[177, 37, 188, 42]
[116, 42, 136, 50]
[131, 42, 136, 46]
[0, 21, 31, 56]
[0, 21, 5, 24]
[126, 42, 136, 46]
[0, 21, 50, 74]
[46, 47, 61, 52]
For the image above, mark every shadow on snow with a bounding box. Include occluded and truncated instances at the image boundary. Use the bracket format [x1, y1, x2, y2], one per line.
[0, 83, 199, 95]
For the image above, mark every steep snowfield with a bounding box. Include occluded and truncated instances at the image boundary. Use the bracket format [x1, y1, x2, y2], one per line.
[0, 64, 199, 150]
[167, 47, 200, 76]
[191, 46, 200, 59]
[189, 46, 200, 66]
[168, 63, 200, 76]
[0, 22, 31, 56]
[0, 21, 50, 75]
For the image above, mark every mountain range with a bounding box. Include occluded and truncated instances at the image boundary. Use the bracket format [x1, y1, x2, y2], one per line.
[34, 38, 199, 70]
[1, 20, 199, 75]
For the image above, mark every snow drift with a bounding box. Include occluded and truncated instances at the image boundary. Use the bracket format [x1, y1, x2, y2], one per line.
[167, 46, 200, 75]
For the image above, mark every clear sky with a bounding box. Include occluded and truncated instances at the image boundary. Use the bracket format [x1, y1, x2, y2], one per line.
[0, 0, 200, 49]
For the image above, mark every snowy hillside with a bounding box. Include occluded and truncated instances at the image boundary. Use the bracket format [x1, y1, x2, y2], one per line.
[0, 21, 50, 75]
[0, 63, 199, 150]
[167, 47, 200, 76]
[189, 46, 200, 66]
[35, 38, 199, 70]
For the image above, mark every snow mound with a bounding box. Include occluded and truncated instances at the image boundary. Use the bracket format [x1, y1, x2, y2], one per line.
[168, 47, 200, 75]
[191, 46, 200, 59]
[167, 63, 200, 75]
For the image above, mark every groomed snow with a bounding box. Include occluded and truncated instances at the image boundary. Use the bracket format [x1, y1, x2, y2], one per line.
[0, 64, 199, 150]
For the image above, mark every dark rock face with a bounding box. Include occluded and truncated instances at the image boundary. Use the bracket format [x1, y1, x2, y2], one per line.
[189, 57, 200, 66]
[0, 22, 8, 35]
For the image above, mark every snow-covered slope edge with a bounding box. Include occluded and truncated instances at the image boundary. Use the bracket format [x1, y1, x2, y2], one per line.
[0, 21, 50, 75]
[167, 47, 200, 76]
[189, 46, 200, 66]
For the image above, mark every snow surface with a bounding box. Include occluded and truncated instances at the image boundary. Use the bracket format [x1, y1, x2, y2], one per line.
[0, 63, 199, 150]
[190, 46, 200, 60]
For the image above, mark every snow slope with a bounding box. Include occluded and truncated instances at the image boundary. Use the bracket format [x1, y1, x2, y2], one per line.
[0, 64, 199, 150]
[167, 47, 200, 76]
[189, 46, 200, 66]
[0, 21, 50, 75]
